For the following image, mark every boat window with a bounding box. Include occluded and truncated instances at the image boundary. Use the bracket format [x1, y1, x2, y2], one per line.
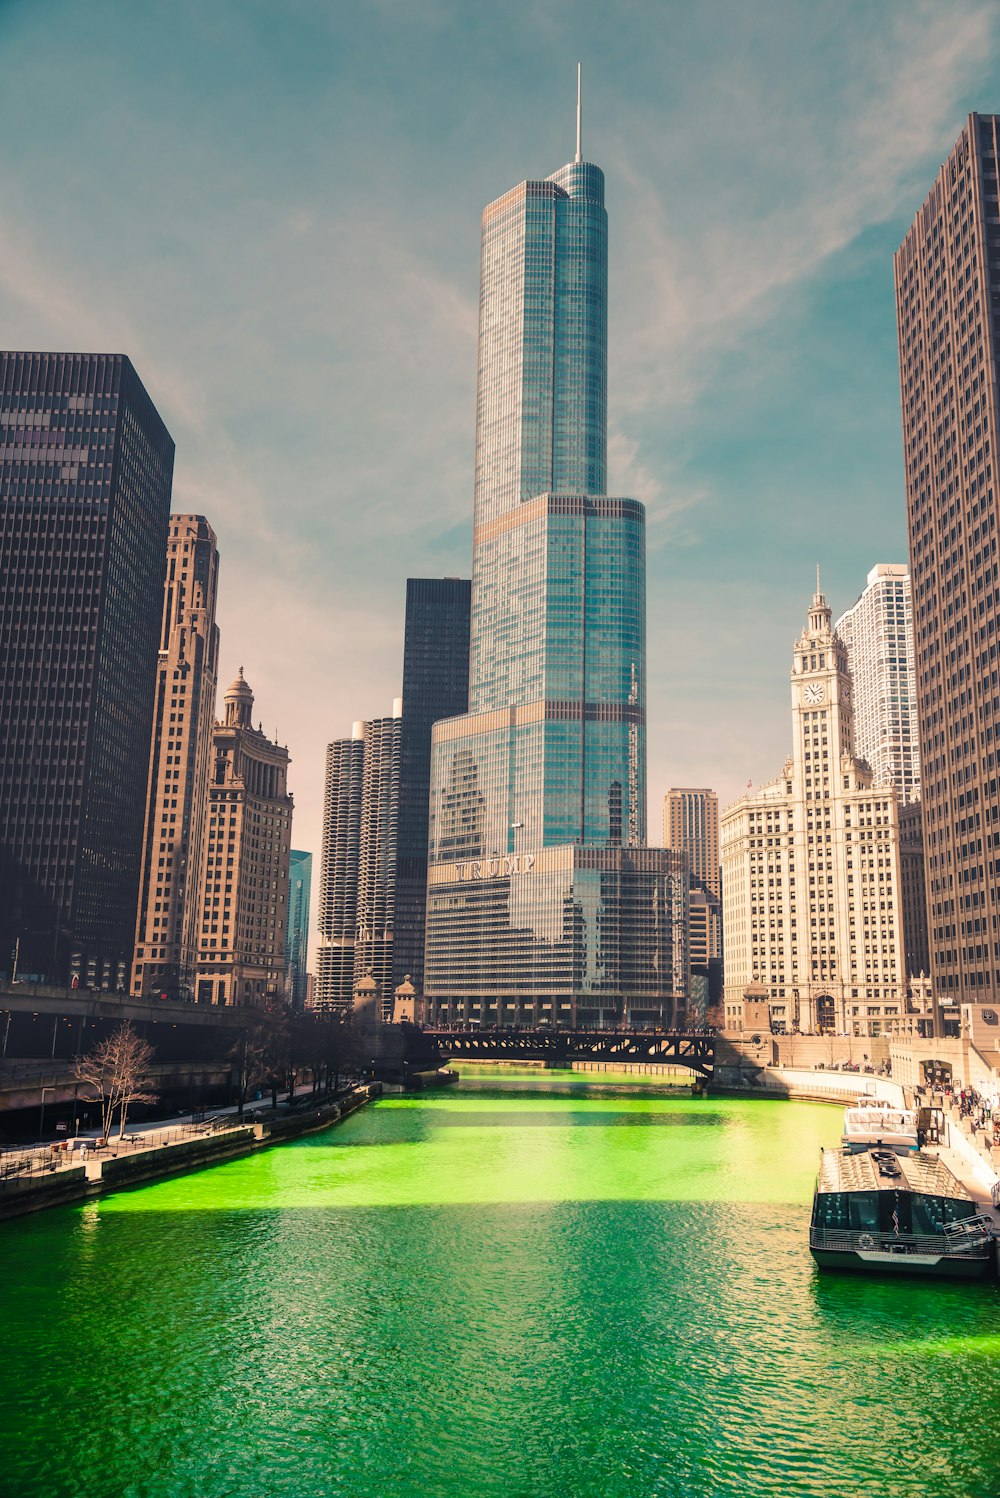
[814, 1192, 849, 1229]
[911, 1194, 944, 1235]
[847, 1193, 879, 1231]
[940, 1196, 977, 1224]
[910, 1195, 976, 1234]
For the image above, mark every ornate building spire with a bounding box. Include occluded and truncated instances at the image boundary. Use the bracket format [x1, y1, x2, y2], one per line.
[223, 667, 254, 728]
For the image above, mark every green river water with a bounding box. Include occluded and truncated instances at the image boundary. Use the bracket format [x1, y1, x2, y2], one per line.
[2, 1070, 999, 1498]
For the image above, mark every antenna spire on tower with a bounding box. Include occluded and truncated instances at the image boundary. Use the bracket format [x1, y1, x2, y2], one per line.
[576, 62, 582, 163]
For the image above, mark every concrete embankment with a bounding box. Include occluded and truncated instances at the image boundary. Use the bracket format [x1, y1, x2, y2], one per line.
[0, 1084, 380, 1222]
[714, 1034, 1000, 1195]
[712, 1064, 907, 1108]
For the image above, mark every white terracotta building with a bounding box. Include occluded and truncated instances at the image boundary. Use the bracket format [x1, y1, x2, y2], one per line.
[721, 582, 906, 1036]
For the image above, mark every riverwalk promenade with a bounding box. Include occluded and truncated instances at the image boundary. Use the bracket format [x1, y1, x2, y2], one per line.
[0, 1082, 380, 1220]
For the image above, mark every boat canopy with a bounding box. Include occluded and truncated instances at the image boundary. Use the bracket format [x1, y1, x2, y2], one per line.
[842, 1106, 918, 1150]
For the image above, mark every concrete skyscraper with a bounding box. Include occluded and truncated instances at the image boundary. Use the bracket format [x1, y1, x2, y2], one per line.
[424, 87, 687, 1027]
[0, 352, 174, 988]
[663, 788, 721, 1022]
[132, 515, 220, 1001]
[835, 564, 920, 804]
[194, 671, 293, 1006]
[315, 729, 365, 1013]
[895, 114, 1000, 1007]
[315, 705, 403, 1013]
[354, 706, 403, 1004]
[663, 789, 721, 899]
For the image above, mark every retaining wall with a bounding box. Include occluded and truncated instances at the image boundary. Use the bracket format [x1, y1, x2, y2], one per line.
[0, 1085, 380, 1222]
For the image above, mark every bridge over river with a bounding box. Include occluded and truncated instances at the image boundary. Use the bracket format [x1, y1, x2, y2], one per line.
[423, 1028, 715, 1079]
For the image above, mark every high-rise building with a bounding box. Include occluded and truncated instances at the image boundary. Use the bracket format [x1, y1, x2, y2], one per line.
[834, 564, 920, 804]
[315, 706, 403, 1013]
[686, 882, 722, 1026]
[132, 516, 220, 1001]
[895, 114, 1000, 1006]
[899, 800, 930, 979]
[193, 670, 293, 1006]
[286, 849, 312, 1010]
[663, 788, 720, 899]
[315, 727, 365, 1013]
[395, 578, 471, 991]
[721, 584, 906, 1037]
[0, 352, 174, 988]
[354, 705, 403, 1003]
[423, 96, 687, 1027]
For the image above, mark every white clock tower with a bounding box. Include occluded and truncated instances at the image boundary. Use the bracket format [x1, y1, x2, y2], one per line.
[721, 577, 907, 1037]
[791, 573, 854, 765]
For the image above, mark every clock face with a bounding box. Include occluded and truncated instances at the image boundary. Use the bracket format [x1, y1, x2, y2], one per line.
[804, 683, 825, 705]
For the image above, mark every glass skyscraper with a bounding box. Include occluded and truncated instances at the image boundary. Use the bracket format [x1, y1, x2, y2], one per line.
[0, 353, 174, 989]
[395, 578, 471, 992]
[286, 849, 312, 1011]
[425, 116, 687, 1027]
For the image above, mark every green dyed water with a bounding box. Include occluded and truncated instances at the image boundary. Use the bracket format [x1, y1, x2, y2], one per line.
[1, 1078, 998, 1497]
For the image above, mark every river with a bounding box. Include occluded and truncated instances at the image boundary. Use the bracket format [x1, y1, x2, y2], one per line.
[2, 1071, 999, 1497]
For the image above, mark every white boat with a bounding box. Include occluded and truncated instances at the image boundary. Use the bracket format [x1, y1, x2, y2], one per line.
[841, 1103, 919, 1153]
[810, 1102, 994, 1280]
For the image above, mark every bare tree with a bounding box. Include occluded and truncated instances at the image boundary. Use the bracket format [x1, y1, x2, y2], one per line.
[293, 1011, 357, 1097]
[73, 1022, 157, 1140]
[229, 1004, 289, 1118]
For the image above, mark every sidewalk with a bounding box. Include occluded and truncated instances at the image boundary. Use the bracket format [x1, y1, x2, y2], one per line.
[1, 1081, 360, 1180]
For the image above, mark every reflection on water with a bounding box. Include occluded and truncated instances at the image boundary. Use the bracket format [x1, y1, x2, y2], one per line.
[0, 1073, 997, 1498]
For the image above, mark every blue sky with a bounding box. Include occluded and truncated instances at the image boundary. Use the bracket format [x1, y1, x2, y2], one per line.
[1, 0, 998, 891]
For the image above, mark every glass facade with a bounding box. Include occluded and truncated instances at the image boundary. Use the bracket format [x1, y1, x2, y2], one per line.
[425, 142, 678, 1022]
[0, 353, 174, 987]
[286, 849, 312, 1010]
[395, 578, 471, 992]
[424, 846, 688, 1029]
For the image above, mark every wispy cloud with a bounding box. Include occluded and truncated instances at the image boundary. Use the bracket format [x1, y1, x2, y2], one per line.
[609, 0, 995, 414]
[0, 0, 995, 867]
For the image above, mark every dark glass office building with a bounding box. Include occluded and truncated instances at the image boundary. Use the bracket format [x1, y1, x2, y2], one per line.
[394, 578, 471, 991]
[424, 118, 687, 1025]
[0, 353, 174, 987]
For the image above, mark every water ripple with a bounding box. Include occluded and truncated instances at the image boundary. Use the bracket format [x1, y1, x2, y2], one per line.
[1, 1086, 998, 1497]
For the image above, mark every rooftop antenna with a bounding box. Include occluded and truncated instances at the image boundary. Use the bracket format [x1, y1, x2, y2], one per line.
[576, 63, 582, 163]
[816, 563, 822, 596]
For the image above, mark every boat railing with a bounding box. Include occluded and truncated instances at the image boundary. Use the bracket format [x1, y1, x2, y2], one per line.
[943, 1213, 996, 1242]
[810, 1223, 993, 1257]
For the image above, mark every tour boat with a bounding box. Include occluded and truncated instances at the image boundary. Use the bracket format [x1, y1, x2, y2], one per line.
[841, 1102, 919, 1153]
[810, 1103, 995, 1279]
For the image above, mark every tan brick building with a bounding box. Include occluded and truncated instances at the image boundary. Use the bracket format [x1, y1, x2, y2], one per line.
[132, 515, 220, 1001]
[662, 787, 720, 900]
[194, 670, 293, 1006]
[895, 114, 1000, 1007]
